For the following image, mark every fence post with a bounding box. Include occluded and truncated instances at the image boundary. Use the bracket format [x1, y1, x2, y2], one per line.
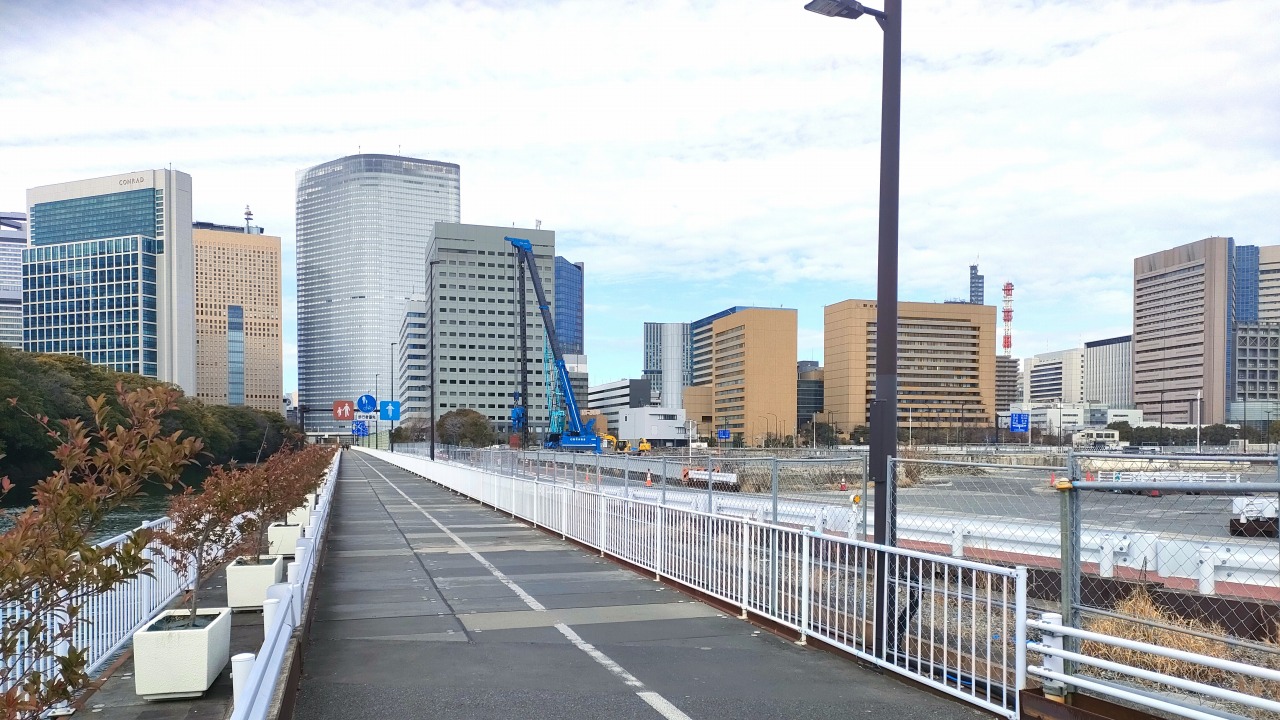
[661, 457, 668, 506]
[655, 504, 665, 581]
[706, 457, 715, 515]
[771, 458, 780, 524]
[262, 598, 279, 642]
[599, 490, 607, 556]
[1197, 548, 1217, 595]
[861, 454, 870, 539]
[561, 486, 568, 540]
[1015, 567, 1028, 694]
[1059, 451, 1080, 696]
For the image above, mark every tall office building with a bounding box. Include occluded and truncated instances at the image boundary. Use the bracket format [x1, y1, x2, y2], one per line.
[296, 154, 460, 434]
[969, 264, 984, 305]
[554, 257, 584, 355]
[1022, 348, 1086, 404]
[192, 219, 282, 412]
[1083, 335, 1132, 407]
[643, 321, 692, 408]
[0, 213, 25, 349]
[396, 298, 429, 428]
[1257, 246, 1280, 322]
[1132, 237, 1234, 424]
[426, 223, 555, 435]
[684, 307, 796, 445]
[797, 361, 824, 427]
[995, 356, 1019, 413]
[825, 300, 996, 428]
[24, 170, 195, 392]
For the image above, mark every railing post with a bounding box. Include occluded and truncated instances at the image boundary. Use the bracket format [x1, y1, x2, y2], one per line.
[798, 530, 811, 645]
[1015, 567, 1029, 695]
[599, 490, 607, 556]
[532, 476, 539, 528]
[740, 520, 750, 618]
[1039, 612, 1066, 700]
[661, 456, 668, 506]
[1197, 548, 1217, 595]
[655, 505, 665, 581]
[231, 652, 255, 707]
[1059, 451, 1080, 696]
[262, 598, 279, 641]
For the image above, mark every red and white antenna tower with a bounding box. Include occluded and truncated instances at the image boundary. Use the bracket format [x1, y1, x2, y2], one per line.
[1002, 282, 1014, 357]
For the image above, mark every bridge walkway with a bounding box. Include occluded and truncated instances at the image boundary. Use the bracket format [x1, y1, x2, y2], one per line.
[294, 452, 984, 720]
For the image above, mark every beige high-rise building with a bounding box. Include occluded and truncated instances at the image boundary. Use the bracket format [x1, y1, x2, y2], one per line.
[1132, 237, 1233, 425]
[193, 220, 282, 413]
[825, 300, 996, 429]
[683, 307, 796, 446]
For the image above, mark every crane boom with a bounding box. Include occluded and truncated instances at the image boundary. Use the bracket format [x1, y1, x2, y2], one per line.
[506, 236, 600, 453]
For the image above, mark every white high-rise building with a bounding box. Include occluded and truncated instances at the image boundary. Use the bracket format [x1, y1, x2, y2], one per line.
[426, 223, 555, 435]
[642, 322, 691, 408]
[24, 170, 195, 392]
[1022, 348, 1085, 405]
[296, 154, 460, 434]
[0, 213, 25, 349]
[1084, 335, 1132, 407]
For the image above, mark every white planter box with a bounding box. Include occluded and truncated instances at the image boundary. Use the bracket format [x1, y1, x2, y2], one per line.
[225, 555, 285, 610]
[286, 504, 311, 527]
[268, 522, 302, 556]
[133, 607, 231, 700]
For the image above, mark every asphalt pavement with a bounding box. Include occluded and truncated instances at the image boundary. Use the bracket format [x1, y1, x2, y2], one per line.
[293, 452, 989, 720]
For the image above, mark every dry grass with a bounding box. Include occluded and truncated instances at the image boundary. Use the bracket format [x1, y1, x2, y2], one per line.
[1082, 586, 1280, 716]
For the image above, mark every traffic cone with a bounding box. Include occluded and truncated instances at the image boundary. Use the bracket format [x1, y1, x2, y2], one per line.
[839, 477, 848, 491]
[1086, 471, 1094, 482]
[1049, 471, 1056, 487]
[645, 471, 653, 488]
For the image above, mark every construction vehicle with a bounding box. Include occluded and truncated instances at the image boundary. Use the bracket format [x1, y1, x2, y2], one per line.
[507, 237, 602, 453]
[637, 438, 652, 454]
[601, 435, 618, 451]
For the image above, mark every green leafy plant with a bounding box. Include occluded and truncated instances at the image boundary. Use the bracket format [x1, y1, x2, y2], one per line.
[236, 445, 334, 562]
[0, 384, 201, 718]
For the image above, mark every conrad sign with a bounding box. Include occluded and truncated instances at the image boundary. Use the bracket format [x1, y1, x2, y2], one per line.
[119, 176, 147, 187]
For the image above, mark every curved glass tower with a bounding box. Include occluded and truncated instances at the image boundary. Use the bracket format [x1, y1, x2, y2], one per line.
[296, 154, 460, 435]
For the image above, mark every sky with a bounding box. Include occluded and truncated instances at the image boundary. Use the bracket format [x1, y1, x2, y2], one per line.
[3, 0, 1278, 394]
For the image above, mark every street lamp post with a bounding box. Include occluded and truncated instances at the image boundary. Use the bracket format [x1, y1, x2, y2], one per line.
[1159, 389, 1166, 448]
[805, 0, 901, 662]
[390, 342, 397, 453]
[375, 373, 380, 449]
[428, 259, 443, 460]
[766, 411, 780, 447]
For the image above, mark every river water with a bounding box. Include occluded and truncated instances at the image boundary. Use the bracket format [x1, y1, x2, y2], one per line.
[1, 479, 198, 544]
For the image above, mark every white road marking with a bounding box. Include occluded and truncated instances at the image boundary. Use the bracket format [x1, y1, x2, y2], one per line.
[356, 456, 695, 720]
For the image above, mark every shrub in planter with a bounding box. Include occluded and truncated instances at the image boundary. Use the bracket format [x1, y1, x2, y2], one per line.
[0, 385, 201, 718]
[136, 467, 252, 699]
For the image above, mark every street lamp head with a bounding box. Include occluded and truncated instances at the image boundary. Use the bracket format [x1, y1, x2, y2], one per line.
[804, 0, 881, 20]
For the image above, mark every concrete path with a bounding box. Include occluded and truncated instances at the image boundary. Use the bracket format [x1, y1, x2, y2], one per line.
[294, 452, 987, 720]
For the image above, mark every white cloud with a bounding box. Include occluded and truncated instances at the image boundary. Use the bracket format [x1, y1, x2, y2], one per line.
[2, 0, 1277, 384]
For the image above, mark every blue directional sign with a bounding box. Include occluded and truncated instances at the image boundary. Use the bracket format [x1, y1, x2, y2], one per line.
[716, 429, 731, 441]
[351, 420, 369, 437]
[380, 400, 401, 421]
[356, 394, 377, 413]
[1010, 413, 1030, 433]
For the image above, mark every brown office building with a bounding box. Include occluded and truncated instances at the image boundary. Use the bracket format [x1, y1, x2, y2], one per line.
[1132, 237, 1233, 425]
[193, 220, 282, 413]
[825, 300, 996, 429]
[683, 307, 796, 445]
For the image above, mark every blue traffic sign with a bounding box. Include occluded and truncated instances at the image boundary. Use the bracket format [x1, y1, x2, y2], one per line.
[380, 400, 401, 421]
[716, 429, 731, 441]
[356, 394, 377, 413]
[351, 420, 369, 437]
[1010, 413, 1030, 433]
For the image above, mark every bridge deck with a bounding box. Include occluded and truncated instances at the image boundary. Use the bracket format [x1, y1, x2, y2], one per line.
[295, 452, 984, 719]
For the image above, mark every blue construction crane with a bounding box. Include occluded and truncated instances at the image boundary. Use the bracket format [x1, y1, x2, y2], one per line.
[507, 236, 601, 453]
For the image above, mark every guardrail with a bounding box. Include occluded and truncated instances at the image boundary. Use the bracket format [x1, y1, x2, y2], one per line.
[1028, 613, 1280, 720]
[363, 447, 1028, 719]
[228, 453, 341, 720]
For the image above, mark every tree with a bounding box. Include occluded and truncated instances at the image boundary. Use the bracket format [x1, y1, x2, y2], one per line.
[436, 409, 498, 447]
[1105, 421, 1133, 442]
[0, 385, 202, 717]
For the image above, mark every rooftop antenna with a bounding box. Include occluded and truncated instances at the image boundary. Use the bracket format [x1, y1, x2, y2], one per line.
[244, 205, 254, 232]
[535, 219, 542, 230]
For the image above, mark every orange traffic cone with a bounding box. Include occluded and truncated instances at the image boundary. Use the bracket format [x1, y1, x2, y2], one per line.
[839, 477, 848, 491]
[1049, 471, 1056, 487]
[645, 472, 653, 488]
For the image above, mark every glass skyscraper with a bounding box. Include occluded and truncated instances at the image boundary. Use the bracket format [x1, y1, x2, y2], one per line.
[23, 170, 195, 392]
[554, 256, 584, 356]
[296, 154, 460, 434]
[0, 213, 25, 349]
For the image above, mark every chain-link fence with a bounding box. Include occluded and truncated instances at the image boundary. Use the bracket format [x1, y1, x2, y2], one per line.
[1061, 452, 1280, 718]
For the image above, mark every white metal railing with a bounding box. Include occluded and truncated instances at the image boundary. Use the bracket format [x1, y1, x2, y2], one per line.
[228, 453, 341, 720]
[361, 448, 1027, 719]
[1028, 613, 1280, 720]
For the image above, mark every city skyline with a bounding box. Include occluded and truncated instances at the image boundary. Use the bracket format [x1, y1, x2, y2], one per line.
[3, 1, 1277, 393]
